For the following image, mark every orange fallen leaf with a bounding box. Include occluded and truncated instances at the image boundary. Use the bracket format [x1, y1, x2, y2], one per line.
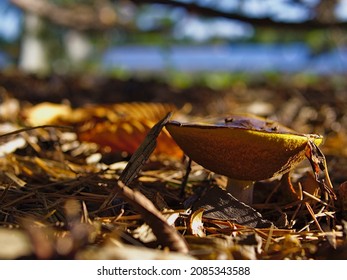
[23, 102, 183, 157]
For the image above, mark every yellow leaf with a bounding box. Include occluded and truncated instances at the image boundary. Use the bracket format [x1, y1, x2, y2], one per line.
[189, 208, 205, 237]
[24, 102, 72, 126]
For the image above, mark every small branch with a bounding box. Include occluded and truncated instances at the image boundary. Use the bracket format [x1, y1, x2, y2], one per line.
[0, 125, 73, 139]
[11, 0, 119, 31]
[104, 112, 189, 253]
[180, 157, 192, 198]
[115, 180, 189, 253]
[119, 112, 172, 185]
[132, 0, 347, 31]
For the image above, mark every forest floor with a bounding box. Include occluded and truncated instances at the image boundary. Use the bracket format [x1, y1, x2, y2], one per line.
[0, 71, 347, 260]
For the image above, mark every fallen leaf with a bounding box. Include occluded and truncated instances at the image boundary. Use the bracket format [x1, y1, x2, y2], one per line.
[23, 102, 183, 157]
[338, 181, 347, 211]
[189, 208, 205, 237]
[24, 102, 72, 126]
[0, 228, 33, 259]
[191, 185, 273, 228]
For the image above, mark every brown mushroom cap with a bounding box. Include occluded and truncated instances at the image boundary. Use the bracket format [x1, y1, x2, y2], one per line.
[165, 114, 323, 181]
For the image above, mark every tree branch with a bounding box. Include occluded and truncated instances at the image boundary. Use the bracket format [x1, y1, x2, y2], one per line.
[12, 0, 347, 32]
[11, 0, 119, 31]
[132, 0, 347, 31]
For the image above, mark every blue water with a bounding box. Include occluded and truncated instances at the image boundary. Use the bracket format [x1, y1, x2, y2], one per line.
[1, 43, 346, 74]
[0, 52, 9, 68]
[102, 43, 347, 74]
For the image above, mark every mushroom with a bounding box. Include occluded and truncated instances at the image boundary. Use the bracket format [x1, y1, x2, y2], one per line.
[165, 114, 325, 205]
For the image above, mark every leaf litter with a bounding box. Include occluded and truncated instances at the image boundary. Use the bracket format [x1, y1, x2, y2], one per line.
[0, 77, 347, 260]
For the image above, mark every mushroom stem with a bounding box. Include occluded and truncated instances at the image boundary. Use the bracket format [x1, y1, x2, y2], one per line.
[226, 178, 254, 205]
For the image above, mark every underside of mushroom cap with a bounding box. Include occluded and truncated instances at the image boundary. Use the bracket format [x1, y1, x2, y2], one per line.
[165, 115, 323, 181]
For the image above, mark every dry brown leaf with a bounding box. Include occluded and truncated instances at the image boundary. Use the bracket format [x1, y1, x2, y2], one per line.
[189, 208, 205, 237]
[305, 140, 336, 200]
[338, 181, 347, 211]
[191, 186, 273, 228]
[300, 172, 321, 198]
[23, 102, 183, 157]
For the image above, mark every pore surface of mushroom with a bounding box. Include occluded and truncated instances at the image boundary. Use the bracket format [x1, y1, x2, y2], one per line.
[165, 114, 323, 204]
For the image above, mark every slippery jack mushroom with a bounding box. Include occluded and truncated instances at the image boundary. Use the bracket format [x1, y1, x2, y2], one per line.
[165, 114, 328, 205]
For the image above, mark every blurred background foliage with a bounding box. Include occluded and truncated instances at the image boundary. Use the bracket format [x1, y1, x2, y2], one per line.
[0, 0, 346, 88]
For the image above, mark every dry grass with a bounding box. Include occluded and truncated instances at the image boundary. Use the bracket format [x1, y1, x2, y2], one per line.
[0, 75, 347, 260]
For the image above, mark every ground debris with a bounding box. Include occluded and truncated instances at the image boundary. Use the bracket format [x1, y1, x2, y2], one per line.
[0, 75, 347, 259]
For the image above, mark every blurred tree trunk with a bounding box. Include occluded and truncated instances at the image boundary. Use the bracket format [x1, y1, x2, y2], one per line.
[315, 0, 338, 23]
[19, 13, 48, 74]
[64, 30, 92, 65]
